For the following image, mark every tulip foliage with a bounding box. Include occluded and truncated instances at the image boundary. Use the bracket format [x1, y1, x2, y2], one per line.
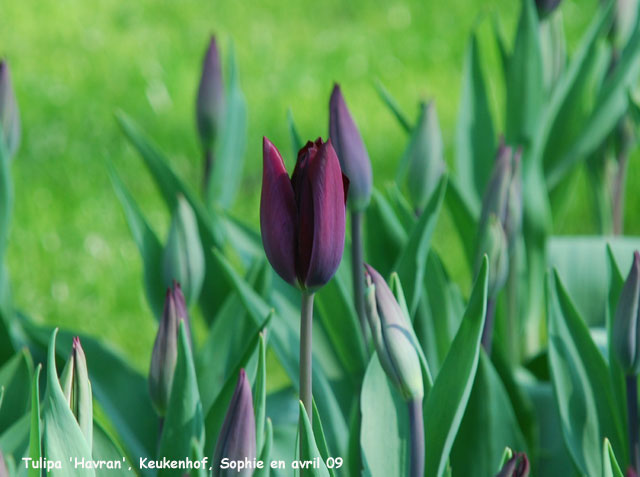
[2, 1, 640, 476]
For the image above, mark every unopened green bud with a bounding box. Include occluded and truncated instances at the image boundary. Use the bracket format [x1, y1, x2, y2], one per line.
[476, 214, 508, 298]
[163, 195, 205, 306]
[404, 101, 445, 215]
[364, 264, 423, 401]
[613, 251, 640, 375]
[60, 337, 93, 448]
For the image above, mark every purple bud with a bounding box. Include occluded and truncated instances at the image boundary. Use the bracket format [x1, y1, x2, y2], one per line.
[0, 60, 20, 159]
[149, 283, 191, 416]
[535, 0, 562, 17]
[260, 137, 348, 290]
[613, 251, 640, 375]
[213, 369, 256, 476]
[196, 36, 225, 150]
[364, 264, 423, 401]
[496, 452, 530, 477]
[329, 84, 372, 211]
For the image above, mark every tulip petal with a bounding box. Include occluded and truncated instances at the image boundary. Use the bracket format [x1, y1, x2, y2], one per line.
[302, 140, 346, 289]
[329, 84, 372, 211]
[196, 36, 225, 148]
[260, 137, 297, 285]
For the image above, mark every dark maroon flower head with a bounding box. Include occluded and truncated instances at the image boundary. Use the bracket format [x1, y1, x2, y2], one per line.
[496, 452, 530, 477]
[196, 36, 225, 149]
[329, 84, 372, 211]
[260, 137, 348, 291]
[535, 0, 562, 17]
[212, 369, 256, 477]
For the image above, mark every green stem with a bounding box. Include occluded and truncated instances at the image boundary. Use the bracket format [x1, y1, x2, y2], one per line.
[350, 211, 368, 339]
[408, 398, 425, 477]
[300, 291, 315, 419]
[627, 374, 639, 473]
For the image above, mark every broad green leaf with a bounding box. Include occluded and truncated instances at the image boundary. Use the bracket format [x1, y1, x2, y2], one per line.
[116, 112, 230, 319]
[424, 256, 488, 477]
[207, 42, 247, 210]
[360, 354, 408, 477]
[27, 364, 41, 477]
[451, 352, 527, 477]
[505, 0, 544, 146]
[158, 322, 205, 476]
[548, 236, 640, 326]
[455, 33, 496, 203]
[546, 270, 626, 476]
[366, 189, 408, 277]
[92, 422, 130, 477]
[42, 329, 94, 476]
[0, 348, 32, 431]
[603, 438, 624, 477]
[254, 332, 267, 455]
[444, 177, 478, 267]
[298, 402, 330, 477]
[108, 163, 166, 319]
[0, 412, 29, 460]
[374, 80, 411, 133]
[393, 175, 447, 317]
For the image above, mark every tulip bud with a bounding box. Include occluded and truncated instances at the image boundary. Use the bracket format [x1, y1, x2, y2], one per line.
[613, 251, 640, 375]
[0, 60, 20, 159]
[261, 137, 348, 291]
[403, 101, 445, 215]
[496, 452, 530, 477]
[476, 214, 509, 298]
[213, 369, 256, 477]
[535, 0, 562, 18]
[329, 84, 373, 211]
[163, 195, 205, 306]
[196, 36, 225, 151]
[149, 283, 191, 416]
[363, 264, 423, 401]
[59, 337, 93, 448]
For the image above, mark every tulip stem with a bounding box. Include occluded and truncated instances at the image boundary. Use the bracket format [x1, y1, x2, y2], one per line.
[300, 291, 315, 419]
[350, 211, 368, 339]
[627, 374, 640, 473]
[407, 398, 425, 477]
[481, 298, 496, 355]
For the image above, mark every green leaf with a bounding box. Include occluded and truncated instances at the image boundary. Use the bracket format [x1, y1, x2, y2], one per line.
[42, 329, 94, 476]
[287, 108, 303, 156]
[451, 352, 527, 477]
[207, 42, 247, 210]
[158, 321, 205, 476]
[0, 128, 12, 268]
[374, 80, 412, 133]
[393, 175, 447, 317]
[108, 163, 166, 319]
[92, 422, 130, 477]
[603, 438, 624, 477]
[548, 236, 640, 326]
[505, 0, 544, 145]
[455, 33, 496, 203]
[366, 189, 408, 277]
[311, 400, 335, 477]
[298, 402, 330, 477]
[360, 354, 409, 477]
[27, 364, 41, 477]
[444, 177, 479, 267]
[546, 270, 626, 476]
[424, 256, 488, 477]
[254, 332, 267, 455]
[254, 418, 273, 477]
[0, 348, 32, 431]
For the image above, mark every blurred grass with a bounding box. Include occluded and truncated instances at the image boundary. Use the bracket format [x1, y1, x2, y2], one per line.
[0, 0, 618, 371]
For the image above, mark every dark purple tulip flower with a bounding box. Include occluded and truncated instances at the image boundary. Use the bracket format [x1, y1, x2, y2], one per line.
[496, 452, 530, 477]
[535, 0, 562, 17]
[0, 60, 20, 159]
[260, 137, 348, 291]
[196, 36, 225, 150]
[329, 84, 372, 211]
[613, 251, 640, 375]
[213, 369, 256, 477]
[148, 282, 191, 416]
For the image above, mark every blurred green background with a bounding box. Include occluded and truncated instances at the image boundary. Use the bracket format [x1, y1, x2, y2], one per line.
[0, 0, 626, 370]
